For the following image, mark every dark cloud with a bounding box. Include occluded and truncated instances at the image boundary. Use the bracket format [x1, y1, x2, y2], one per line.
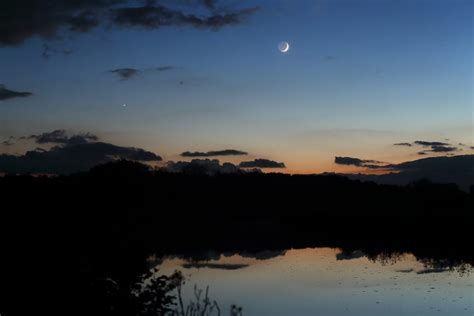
[109, 66, 176, 80]
[2, 140, 14, 146]
[0, 142, 161, 174]
[109, 68, 141, 80]
[0, 0, 118, 46]
[335, 157, 369, 166]
[430, 145, 458, 153]
[111, 4, 176, 29]
[180, 149, 248, 157]
[0, 1, 259, 46]
[28, 130, 99, 145]
[0, 85, 33, 101]
[67, 9, 100, 32]
[7, 129, 161, 173]
[181, 263, 249, 270]
[112, 4, 259, 31]
[165, 159, 240, 175]
[414, 141, 449, 147]
[411, 140, 459, 154]
[334, 157, 385, 169]
[394, 142, 412, 147]
[393, 140, 461, 155]
[239, 159, 286, 169]
[67, 134, 100, 145]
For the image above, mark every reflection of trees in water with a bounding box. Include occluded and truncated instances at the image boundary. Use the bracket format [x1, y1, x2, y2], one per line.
[417, 259, 472, 276]
[366, 252, 472, 276]
[368, 252, 404, 266]
[170, 249, 286, 263]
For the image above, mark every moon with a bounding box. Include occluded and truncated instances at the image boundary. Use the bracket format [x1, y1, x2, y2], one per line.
[278, 41, 290, 53]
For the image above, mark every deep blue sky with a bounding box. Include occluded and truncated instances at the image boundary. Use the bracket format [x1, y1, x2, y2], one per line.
[0, 0, 472, 172]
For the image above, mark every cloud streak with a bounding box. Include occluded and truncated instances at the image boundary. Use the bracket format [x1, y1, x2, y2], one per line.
[180, 149, 248, 157]
[394, 142, 412, 147]
[417, 141, 459, 153]
[413, 140, 459, 153]
[239, 159, 286, 169]
[109, 66, 176, 80]
[109, 68, 140, 81]
[27, 130, 99, 145]
[334, 157, 385, 169]
[0, 85, 33, 101]
[394, 140, 462, 155]
[414, 141, 450, 147]
[430, 145, 458, 153]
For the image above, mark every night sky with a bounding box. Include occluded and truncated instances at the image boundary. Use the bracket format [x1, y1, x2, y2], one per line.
[1, 0, 472, 173]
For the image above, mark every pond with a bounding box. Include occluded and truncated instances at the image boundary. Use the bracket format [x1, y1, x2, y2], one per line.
[155, 248, 473, 315]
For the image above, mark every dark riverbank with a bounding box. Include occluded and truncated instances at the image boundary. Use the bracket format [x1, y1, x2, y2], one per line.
[0, 160, 472, 315]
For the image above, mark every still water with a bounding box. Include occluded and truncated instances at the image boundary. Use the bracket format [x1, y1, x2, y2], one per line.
[155, 248, 473, 315]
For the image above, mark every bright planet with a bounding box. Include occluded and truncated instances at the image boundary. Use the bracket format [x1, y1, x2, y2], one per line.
[278, 41, 290, 53]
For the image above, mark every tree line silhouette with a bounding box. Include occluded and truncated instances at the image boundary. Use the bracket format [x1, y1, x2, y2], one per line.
[0, 160, 472, 315]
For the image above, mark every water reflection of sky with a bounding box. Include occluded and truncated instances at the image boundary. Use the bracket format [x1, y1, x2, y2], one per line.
[157, 248, 473, 316]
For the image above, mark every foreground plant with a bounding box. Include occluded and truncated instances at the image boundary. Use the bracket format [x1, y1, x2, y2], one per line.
[136, 268, 243, 316]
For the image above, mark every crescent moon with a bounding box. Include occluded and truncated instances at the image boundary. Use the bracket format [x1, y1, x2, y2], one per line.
[278, 41, 290, 53]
